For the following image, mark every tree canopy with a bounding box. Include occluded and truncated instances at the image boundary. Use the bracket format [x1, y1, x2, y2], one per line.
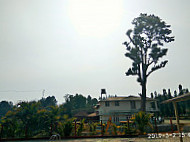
[63, 94, 98, 117]
[123, 13, 174, 111]
[0, 94, 98, 139]
[0, 101, 13, 118]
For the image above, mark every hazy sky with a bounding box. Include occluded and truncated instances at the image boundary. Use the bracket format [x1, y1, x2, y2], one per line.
[0, 0, 190, 104]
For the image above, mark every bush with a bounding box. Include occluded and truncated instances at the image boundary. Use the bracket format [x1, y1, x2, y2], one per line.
[77, 119, 85, 136]
[111, 123, 117, 135]
[123, 124, 136, 135]
[88, 122, 98, 135]
[132, 111, 153, 134]
[58, 118, 74, 137]
[63, 119, 73, 136]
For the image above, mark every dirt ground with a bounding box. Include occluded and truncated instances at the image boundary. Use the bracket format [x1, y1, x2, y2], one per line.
[164, 119, 190, 125]
[60, 137, 190, 142]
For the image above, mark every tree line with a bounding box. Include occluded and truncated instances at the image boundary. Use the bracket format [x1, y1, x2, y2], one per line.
[0, 94, 98, 139]
[151, 84, 190, 117]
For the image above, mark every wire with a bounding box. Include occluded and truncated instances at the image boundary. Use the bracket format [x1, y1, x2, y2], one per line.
[0, 90, 42, 93]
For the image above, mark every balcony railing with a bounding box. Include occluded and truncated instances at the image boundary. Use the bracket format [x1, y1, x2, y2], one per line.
[98, 108, 159, 115]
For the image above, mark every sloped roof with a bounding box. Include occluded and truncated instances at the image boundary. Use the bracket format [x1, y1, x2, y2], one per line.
[74, 111, 88, 117]
[162, 92, 190, 104]
[99, 95, 156, 102]
[87, 112, 97, 117]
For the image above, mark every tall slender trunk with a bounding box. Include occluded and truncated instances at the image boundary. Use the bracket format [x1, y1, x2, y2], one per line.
[141, 56, 147, 112]
[141, 76, 147, 112]
[141, 83, 146, 112]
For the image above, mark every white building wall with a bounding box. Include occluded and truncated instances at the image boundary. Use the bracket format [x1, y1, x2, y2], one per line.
[98, 100, 158, 124]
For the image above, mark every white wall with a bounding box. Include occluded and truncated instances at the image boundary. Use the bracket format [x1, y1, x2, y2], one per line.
[98, 100, 158, 124]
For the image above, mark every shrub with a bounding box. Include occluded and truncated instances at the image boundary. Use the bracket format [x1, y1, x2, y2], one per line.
[88, 122, 98, 135]
[132, 111, 153, 134]
[77, 119, 85, 136]
[58, 118, 74, 137]
[111, 123, 117, 135]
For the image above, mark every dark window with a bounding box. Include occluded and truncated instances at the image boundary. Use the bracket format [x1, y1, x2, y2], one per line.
[151, 102, 156, 110]
[114, 116, 119, 122]
[105, 101, 110, 107]
[115, 101, 119, 106]
[157, 101, 159, 108]
[117, 117, 119, 122]
[126, 115, 131, 120]
[130, 101, 136, 109]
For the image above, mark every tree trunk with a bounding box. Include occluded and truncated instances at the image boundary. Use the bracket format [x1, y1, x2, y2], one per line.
[50, 122, 53, 136]
[0, 125, 3, 139]
[25, 125, 28, 138]
[141, 81, 146, 112]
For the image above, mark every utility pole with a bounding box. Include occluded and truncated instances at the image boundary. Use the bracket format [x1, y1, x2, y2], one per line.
[42, 89, 45, 98]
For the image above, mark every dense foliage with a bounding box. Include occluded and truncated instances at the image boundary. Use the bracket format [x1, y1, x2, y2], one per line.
[0, 94, 98, 139]
[152, 84, 190, 117]
[132, 111, 152, 134]
[63, 94, 98, 117]
[0, 101, 13, 118]
[123, 13, 174, 111]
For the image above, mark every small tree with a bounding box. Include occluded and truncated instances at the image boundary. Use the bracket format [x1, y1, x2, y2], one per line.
[77, 119, 85, 136]
[123, 13, 174, 111]
[132, 111, 152, 134]
[88, 122, 98, 135]
[62, 118, 74, 137]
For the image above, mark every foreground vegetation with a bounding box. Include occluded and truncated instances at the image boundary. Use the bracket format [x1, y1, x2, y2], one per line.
[0, 94, 98, 139]
[1, 84, 190, 139]
[0, 97, 154, 139]
[0, 105, 157, 140]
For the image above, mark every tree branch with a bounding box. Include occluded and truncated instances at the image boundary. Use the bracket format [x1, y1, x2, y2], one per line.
[147, 60, 168, 77]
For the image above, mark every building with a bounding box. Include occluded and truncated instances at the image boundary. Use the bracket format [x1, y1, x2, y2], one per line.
[74, 111, 88, 121]
[96, 95, 159, 124]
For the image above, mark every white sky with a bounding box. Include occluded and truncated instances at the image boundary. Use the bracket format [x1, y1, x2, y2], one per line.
[0, 0, 190, 104]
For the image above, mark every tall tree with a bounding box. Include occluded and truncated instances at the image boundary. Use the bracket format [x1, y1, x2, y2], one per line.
[123, 13, 174, 111]
[87, 95, 92, 105]
[0, 101, 13, 118]
[39, 96, 57, 108]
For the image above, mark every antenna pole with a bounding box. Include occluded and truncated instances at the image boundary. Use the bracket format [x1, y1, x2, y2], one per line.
[42, 89, 45, 98]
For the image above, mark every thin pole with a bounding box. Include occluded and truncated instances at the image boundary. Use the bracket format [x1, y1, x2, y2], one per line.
[42, 89, 45, 98]
[127, 118, 130, 132]
[154, 117, 158, 134]
[101, 120, 103, 136]
[173, 101, 183, 142]
[170, 117, 173, 133]
[75, 120, 76, 137]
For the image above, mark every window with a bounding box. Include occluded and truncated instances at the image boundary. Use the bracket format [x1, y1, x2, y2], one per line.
[126, 115, 131, 120]
[151, 102, 156, 110]
[130, 101, 136, 109]
[157, 101, 159, 108]
[113, 116, 119, 122]
[105, 101, 110, 107]
[115, 101, 119, 106]
[116, 117, 119, 122]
